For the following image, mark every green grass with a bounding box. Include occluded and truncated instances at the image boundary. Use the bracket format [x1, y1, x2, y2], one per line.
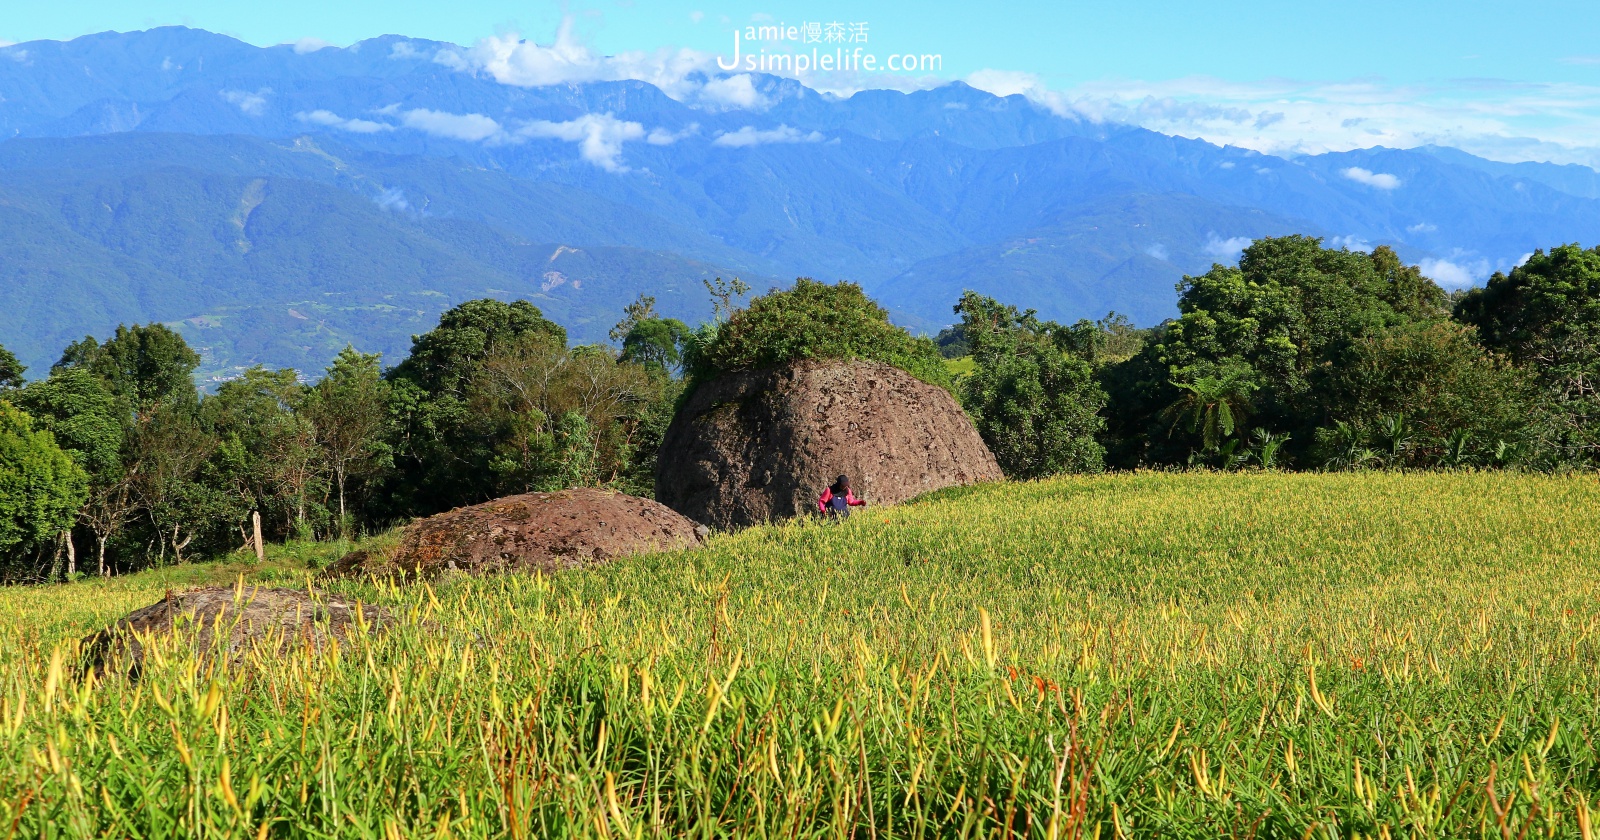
[943, 355, 975, 381]
[3, 472, 1600, 837]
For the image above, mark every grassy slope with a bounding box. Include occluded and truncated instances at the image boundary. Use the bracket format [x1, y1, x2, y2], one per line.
[4, 472, 1600, 837]
[943, 355, 976, 381]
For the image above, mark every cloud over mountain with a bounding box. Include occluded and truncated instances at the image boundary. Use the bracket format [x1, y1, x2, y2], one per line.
[517, 114, 648, 171]
[712, 125, 824, 147]
[220, 88, 270, 116]
[295, 109, 391, 133]
[395, 108, 503, 142]
[1342, 167, 1402, 189]
[435, 17, 712, 101]
[3, 26, 1600, 380]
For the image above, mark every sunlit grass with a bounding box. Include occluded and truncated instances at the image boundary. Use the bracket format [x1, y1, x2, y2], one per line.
[3, 472, 1599, 837]
[943, 356, 975, 381]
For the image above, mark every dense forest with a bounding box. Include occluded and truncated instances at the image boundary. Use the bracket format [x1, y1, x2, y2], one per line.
[2, 235, 1598, 581]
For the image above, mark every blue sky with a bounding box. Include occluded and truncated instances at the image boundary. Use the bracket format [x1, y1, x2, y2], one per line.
[8, 0, 1600, 165]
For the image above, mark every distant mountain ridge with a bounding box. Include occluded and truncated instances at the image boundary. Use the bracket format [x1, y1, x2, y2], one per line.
[2, 27, 1598, 377]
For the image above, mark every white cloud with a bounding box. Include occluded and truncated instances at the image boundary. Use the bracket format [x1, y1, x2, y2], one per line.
[689, 10, 705, 23]
[974, 73, 1600, 168]
[448, 18, 603, 86]
[1202, 234, 1253, 259]
[0, 41, 12, 48]
[288, 37, 334, 54]
[1419, 257, 1491, 288]
[389, 41, 423, 60]
[1328, 234, 1372, 252]
[966, 69, 1043, 98]
[399, 108, 504, 142]
[376, 187, 412, 212]
[295, 109, 392, 134]
[435, 15, 944, 108]
[4, 48, 30, 64]
[1341, 166, 1402, 190]
[417, 20, 1600, 166]
[646, 123, 699, 145]
[160, 57, 181, 72]
[965, 69, 1080, 119]
[1407, 222, 1438, 233]
[1144, 243, 1169, 260]
[343, 103, 667, 170]
[515, 113, 647, 171]
[700, 74, 767, 110]
[1218, 161, 1235, 169]
[437, 16, 708, 101]
[713, 124, 824, 147]
[220, 88, 270, 117]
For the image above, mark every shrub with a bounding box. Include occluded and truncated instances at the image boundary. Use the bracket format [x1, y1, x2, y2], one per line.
[0, 401, 88, 578]
[1456, 244, 1600, 466]
[1313, 321, 1533, 468]
[686, 279, 952, 390]
[955, 292, 1107, 477]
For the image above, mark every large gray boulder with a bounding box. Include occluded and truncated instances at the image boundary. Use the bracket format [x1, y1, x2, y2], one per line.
[656, 359, 1001, 529]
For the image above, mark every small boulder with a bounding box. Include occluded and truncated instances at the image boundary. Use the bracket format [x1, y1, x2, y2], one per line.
[82, 586, 393, 677]
[655, 358, 1002, 529]
[324, 487, 703, 580]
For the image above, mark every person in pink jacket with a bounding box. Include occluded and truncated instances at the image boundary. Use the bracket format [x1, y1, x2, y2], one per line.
[818, 474, 867, 519]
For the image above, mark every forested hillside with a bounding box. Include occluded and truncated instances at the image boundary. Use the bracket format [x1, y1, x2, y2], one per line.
[4, 235, 1600, 582]
[5, 29, 1600, 378]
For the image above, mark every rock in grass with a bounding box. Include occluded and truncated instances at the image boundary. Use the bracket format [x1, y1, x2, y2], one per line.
[82, 586, 393, 678]
[655, 359, 1003, 530]
[323, 487, 704, 581]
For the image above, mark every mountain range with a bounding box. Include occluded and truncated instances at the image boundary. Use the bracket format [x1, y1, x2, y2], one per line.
[2, 27, 1599, 379]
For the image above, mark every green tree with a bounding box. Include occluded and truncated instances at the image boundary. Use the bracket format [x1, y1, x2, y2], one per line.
[609, 294, 659, 344]
[301, 347, 391, 531]
[204, 367, 301, 535]
[1105, 236, 1451, 465]
[203, 368, 321, 540]
[127, 402, 219, 566]
[56, 324, 200, 411]
[14, 368, 124, 576]
[704, 276, 751, 322]
[0, 402, 88, 580]
[42, 324, 204, 572]
[1455, 243, 1600, 466]
[955, 292, 1107, 478]
[934, 326, 969, 359]
[546, 411, 600, 491]
[385, 300, 569, 514]
[1312, 321, 1533, 468]
[262, 410, 324, 540]
[621, 318, 691, 374]
[16, 369, 123, 483]
[470, 337, 665, 494]
[688, 278, 951, 390]
[613, 376, 685, 498]
[0, 343, 24, 391]
[1060, 313, 1148, 366]
[389, 299, 567, 397]
[1162, 364, 1259, 455]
